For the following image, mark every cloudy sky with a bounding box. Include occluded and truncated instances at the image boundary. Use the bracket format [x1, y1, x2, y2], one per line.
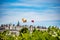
[0, 0, 60, 27]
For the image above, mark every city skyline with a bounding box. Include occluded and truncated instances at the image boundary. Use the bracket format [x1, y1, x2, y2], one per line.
[0, 0, 60, 27]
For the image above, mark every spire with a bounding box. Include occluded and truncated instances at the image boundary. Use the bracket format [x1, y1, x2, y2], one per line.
[17, 21, 20, 26]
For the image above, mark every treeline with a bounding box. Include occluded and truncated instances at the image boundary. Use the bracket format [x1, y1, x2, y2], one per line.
[0, 26, 60, 40]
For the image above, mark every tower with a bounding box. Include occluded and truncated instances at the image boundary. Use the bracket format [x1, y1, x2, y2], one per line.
[17, 21, 20, 26]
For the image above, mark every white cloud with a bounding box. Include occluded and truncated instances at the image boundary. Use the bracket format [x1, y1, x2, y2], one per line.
[50, 6, 60, 8]
[0, 8, 60, 24]
[18, 0, 60, 3]
[1, 2, 60, 11]
[10, 3, 35, 6]
[1, 2, 44, 8]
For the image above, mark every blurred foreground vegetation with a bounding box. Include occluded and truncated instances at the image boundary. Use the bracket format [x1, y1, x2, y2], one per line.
[0, 26, 60, 40]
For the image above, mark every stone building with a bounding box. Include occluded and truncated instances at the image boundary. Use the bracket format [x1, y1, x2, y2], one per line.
[0, 22, 47, 35]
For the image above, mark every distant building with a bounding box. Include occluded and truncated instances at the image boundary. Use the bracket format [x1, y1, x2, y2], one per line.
[17, 21, 20, 26]
[0, 27, 5, 32]
[0, 22, 47, 35]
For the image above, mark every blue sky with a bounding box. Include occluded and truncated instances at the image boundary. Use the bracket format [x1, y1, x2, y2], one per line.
[0, 0, 60, 27]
